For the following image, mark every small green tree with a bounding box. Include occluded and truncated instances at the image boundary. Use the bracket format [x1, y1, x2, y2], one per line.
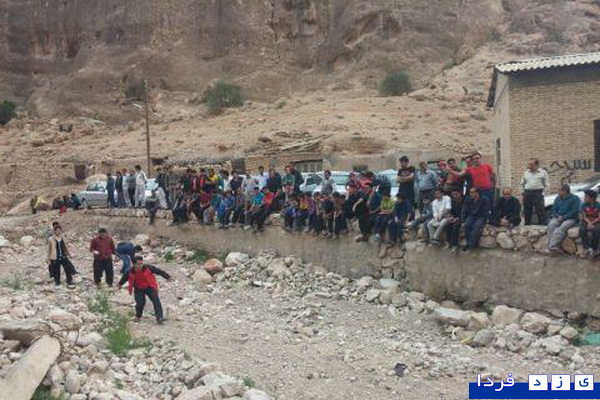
[203, 81, 244, 115]
[0, 101, 16, 125]
[379, 71, 412, 97]
[124, 80, 146, 101]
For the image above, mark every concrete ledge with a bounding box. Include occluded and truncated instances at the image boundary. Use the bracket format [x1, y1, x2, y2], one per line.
[79, 209, 600, 317]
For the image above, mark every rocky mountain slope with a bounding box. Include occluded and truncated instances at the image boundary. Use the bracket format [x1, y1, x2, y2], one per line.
[1, 0, 598, 118]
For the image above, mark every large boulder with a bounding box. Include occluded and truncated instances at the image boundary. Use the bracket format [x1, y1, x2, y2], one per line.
[243, 389, 272, 400]
[225, 252, 250, 267]
[193, 270, 214, 289]
[48, 308, 81, 330]
[203, 259, 224, 275]
[491, 305, 523, 326]
[521, 312, 551, 334]
[65, 371, 81, 394]
[478, 235, 498, 249]
[0, 320, 52, 345]
[432, 307, 470, 327]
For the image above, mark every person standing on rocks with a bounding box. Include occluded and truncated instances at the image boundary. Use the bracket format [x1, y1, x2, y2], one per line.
[118, 256, 171, 324]
[134, 165, 148, 208]
[90, 228, 116, 287]
[520, 158, 549, 225]
[48, 225, 76, 288]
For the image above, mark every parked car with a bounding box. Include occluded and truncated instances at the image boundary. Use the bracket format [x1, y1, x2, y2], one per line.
[311, 171, 351, 196]
[79, 179, 157, 208]
[300, 172, 324, 193]
[544, 174, 600, 210]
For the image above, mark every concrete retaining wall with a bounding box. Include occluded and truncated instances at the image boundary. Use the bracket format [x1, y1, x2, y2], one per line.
[80, 209, 600, 317]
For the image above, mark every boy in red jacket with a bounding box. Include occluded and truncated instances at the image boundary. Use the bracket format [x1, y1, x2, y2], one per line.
[118, 256, 172, 324]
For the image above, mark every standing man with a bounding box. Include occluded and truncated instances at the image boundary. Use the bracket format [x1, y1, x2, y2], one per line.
[166, 165, 179, 207]
[397, 156, 416, 219]
[127, 169, 137, 208]
[47, 225, 75, 287]
[321, 170, 337, 196]
[416, 161, 438, 208]
[115, 171, 125, 208]
[118, 256, 171, 324]
[90, 228, 116, 287]
[134, 165, 147, 208]
[106, 173, 117, 208]
[155, 167, 169, 204]
[520, 159, 549, 225]
[256, 166, 268, 190]
[548, 184, 581, 254]
[289, 162, 304, 195]
[450, 153, 496, 214]
[121, 169, 131, 208]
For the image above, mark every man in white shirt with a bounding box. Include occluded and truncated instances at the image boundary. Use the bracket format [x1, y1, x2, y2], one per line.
[520, 158, 549, 225]
[242, 173, 257, 198]
[255, 166, 268, 191]
[427, 189, 452, 245]
[134, 165, 147, 208]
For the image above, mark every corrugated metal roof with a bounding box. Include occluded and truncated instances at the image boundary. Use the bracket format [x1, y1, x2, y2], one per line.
[487, 52, 600, 107]
[495, 52, 600, 73]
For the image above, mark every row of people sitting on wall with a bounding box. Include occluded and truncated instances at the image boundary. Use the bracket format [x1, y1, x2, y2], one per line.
[132, 154, 595, 257]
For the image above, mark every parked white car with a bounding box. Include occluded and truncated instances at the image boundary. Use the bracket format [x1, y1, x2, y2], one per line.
[79, 179, 157, 208]
[543, 174, 600, 211]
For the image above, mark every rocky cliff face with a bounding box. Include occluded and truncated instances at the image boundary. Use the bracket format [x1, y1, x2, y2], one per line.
[0, 0, 598, 117]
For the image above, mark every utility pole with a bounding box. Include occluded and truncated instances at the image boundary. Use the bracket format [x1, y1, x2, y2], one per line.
[144, 79, 151, 176]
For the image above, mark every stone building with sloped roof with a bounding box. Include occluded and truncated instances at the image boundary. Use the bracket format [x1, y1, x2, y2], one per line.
[487, 52, 600, 192]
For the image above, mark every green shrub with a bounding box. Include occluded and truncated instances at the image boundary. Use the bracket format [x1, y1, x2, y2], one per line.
[1, 274, 24, 290]
[88, 290, 111, 315]
[124, 80, 146, 101]
[187, 249, 210, 263]
[379, 71, 412, 97]
[32, 387, 65, 400]
[163, 250, 175, 263]
[203, 81, 244, 115]
[0, 100, 16, 125]
[243, 377, 256, 388]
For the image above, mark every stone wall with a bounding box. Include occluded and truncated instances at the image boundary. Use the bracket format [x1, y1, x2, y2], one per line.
[80, 208, 600, 317]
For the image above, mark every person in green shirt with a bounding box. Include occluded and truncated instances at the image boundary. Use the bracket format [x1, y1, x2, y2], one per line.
[373, 192, 395, 242]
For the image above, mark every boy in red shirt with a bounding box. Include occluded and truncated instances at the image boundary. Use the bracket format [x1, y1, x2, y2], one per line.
[118, 256, 172, 324]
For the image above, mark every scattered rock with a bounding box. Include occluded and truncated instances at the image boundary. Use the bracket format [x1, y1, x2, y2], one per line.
[559, 326, 579, 341]
[432, 307, 471, 327]
[203, 259, 224, 275]
[19, 235, 36, 247]
[132, 234, 151, 246]
[225, 252, 250, 267]
[491, 305, 523, 326]
[365, 288, 381, 303]
[65, 370, 81, 394]
[0, 320, 52, 345]
[193, 270, 214, 289]
[468, 312, 491, 331]
[472, 329, 495, 347]
[48, 308, 81, 330]
[243, 389, 272, 400]
[520, 312, 551, 334]
[496, 232, 515, 250]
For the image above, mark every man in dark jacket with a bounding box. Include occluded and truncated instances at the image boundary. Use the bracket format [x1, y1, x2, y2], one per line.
[461, 187, 490, 251]
[118, 256, 171, 324]
[90, 228, 116, 286]
[106, 173, 117, 208]
[289, 162, 304, 195]
[115, 241, 143, 275]
[446, 189, 464, 253]
[493, 188, 522, 227]
[115, 171, 125, 208]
